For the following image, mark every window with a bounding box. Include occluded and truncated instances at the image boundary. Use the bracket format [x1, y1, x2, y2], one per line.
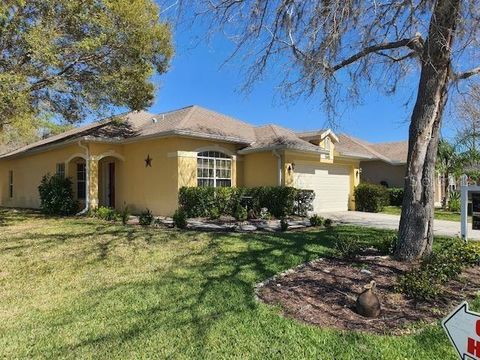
[8, 170, 13, 198]
[56, 163, 65, 178]
[324, 137, 331, 159]
[197, 151, 232, 187]
[77, 163, 86, 199]
[324, 137, 331, 151]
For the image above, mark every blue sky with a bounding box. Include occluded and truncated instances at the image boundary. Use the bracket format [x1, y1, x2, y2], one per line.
[146, 7, 456, 144]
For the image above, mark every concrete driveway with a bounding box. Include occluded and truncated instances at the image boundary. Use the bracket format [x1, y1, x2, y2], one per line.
[319, 211, 480, 240]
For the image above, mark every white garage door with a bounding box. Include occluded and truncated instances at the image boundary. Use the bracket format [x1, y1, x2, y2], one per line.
[294, 163, 351, 212]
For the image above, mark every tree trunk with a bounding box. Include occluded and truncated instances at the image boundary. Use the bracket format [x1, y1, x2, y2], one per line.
[395, 0, 460, 261]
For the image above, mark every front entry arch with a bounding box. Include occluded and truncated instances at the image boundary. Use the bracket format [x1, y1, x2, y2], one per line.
[99, 156, 118, 208]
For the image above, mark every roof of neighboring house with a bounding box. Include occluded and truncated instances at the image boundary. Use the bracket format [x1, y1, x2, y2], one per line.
[335, 134, 407, 164]
[0, 105, 408, 163]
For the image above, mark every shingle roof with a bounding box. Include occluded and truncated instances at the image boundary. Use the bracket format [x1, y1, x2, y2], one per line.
[0, 105, 408, 163]
[239, 125, 327, 154]
[335, 134, 407, 164]
[369, 141, 408, 163]
[136, 105, 256, 143]
[0, 111, 155, 159]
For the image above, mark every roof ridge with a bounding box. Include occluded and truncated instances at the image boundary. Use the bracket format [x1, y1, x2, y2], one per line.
[269, 124, 281, 138]
[174, 105, 197, 129]
[156, 105, 195, 116]
[296, 129, 325, 134]
[370, 140, 408, 146]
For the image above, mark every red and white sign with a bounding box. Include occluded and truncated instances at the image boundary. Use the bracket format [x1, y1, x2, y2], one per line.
[443, 302, 480, 360]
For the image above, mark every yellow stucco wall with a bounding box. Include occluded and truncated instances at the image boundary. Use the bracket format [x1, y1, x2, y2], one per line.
[242, 152, 279, 187]
[0, 137, 243, 215]
[0, 143, 86, 209]
[0, 135, 360, 215]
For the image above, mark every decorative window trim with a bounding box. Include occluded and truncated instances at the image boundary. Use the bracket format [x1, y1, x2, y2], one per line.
[197, 151, 232, 188]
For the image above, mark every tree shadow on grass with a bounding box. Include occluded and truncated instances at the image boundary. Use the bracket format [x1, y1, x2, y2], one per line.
[1, 214, 454, 358]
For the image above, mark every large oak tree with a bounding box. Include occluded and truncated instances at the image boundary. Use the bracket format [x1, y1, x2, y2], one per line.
[0, 0, 173, 146]
[174, 0, 480, 260]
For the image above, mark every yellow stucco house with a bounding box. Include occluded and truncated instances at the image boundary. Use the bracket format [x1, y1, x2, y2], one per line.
[0, 105, 420, 216]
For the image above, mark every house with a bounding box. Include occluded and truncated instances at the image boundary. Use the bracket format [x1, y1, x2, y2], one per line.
[335, 134, 443, 205]
[0, 105, 429, 215]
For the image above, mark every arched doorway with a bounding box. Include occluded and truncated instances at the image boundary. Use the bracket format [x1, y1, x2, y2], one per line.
[98, 156, 118, 208]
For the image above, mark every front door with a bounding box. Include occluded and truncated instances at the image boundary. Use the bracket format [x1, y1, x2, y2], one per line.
[108, 162, 115, 208]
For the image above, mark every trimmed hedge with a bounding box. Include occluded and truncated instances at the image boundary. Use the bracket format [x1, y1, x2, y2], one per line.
[178, 186, 314, 219]
[387, 187, 404, 206]
[354, 183, 389, 212]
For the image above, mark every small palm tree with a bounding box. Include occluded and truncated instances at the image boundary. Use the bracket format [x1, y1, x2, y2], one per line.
[436, 139, 463, 209]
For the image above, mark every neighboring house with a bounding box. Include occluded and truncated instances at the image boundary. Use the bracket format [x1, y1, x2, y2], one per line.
[336, 134, 443, 205]
[0, 105, 431, 215]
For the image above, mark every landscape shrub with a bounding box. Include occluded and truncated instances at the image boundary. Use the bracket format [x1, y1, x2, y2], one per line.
[95, 206, 119, 221]
[324, 218, 333, 228]
[209, 207, 221, 220]
[309, 214, 323, 227]
[396, 271, 442, 302]
[38, 174, 78, 215]
[374, 234, 398, 255]
[396, 238, 480, 301]
[120, 206, 130, 225]
[234, 206, 248, 221]
[178, 187, 216, 218]
[448, 191, 461, 212]
[294, 190, 315, 217]
[178, 186, 314, 219]
[333, 233, 361, 259]
[280, 218, 289, 232]
[139, 209, 154, 226]
[387, 188, 404, 206]
[247, 186, 297, 218]
[354, 183, 389, 212]
[173, 208, 187, 229]
[259, 207, 272, 220]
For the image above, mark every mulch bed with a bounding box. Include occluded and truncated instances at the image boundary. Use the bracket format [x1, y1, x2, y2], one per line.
[257, 255, 480, 334]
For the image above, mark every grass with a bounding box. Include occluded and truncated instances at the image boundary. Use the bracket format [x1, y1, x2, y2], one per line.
[382, 206, 463, 222]
[0, 209, 471, 359]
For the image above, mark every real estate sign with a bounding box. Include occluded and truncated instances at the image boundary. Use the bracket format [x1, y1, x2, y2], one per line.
[473, 193, 480, 231]
[443, 302, 480, 360]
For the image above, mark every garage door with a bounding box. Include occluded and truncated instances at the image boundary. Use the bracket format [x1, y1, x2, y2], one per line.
[294, 163, 351, 212]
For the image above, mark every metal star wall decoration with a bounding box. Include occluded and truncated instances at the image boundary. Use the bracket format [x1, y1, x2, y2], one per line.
[145, 154, 152, 167]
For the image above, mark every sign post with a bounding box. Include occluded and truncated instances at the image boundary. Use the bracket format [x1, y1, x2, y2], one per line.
[443, 302, 480, 359]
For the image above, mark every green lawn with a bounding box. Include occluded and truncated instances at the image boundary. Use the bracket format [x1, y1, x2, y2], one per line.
[382, 206, 462, 222]
[0, 209, 469, 359]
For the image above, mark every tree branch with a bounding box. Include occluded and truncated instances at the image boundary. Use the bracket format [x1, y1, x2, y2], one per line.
[452, 66, 480, 81]
[330, 35, 424, 72]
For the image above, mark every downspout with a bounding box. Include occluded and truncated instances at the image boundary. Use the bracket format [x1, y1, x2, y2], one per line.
[272, 150, 282, 186]
[77, 140, 90, 215]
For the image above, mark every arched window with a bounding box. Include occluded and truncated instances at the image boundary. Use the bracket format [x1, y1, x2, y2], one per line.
[197, 151, 232, 187]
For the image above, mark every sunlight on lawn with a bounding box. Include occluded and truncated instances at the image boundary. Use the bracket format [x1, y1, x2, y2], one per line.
[382, 206, 463, 222]
[0, 209, 461, 359]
